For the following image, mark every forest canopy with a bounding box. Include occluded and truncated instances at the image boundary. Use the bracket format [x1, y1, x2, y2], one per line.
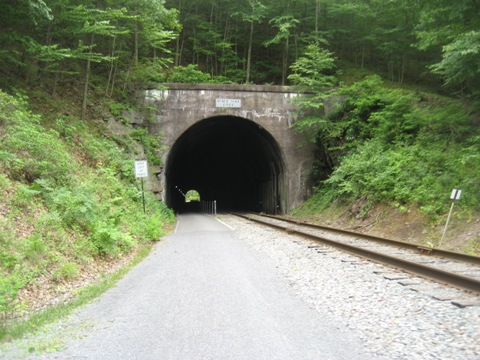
[2, 0, 479, 326]
[1, 0, 479, 97]
[1, 0, 479, 216]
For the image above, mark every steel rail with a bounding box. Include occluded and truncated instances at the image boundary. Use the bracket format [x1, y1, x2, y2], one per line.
[233, 213, 480, 295]
[260, 214, 480, 266]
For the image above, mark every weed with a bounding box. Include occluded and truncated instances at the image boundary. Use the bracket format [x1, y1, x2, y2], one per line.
[0, 276, 25, 324]
[0, 244, 152, 343]
[296, 76, 480, 218]
[53, 262, 80, 282]
[0, 89, 175, 327]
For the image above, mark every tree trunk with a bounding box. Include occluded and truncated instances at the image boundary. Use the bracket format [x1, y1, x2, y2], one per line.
[245, 0, 256, 84]
[122, 63, 132, 95]
[178, 34, 185, 66]
[81, 57, 91, 121]
[399, 54, 406, 85]
[361, 47, 366, 69]
[175, 35, 181, 66]
[52, 71, 58, 98]
[81, 33, 95, 121]
[40, 21, 53, 89]
[246, 20, 254, 83]
[282, 37, 289, 85]
[106, 36, 116, 95]
[220, 17, 229, 76]
[81, 56, 92, 121]
[110, 60, 118, 97]
[134, 21, 139, 66]
[388, 61, 394, 82]
[174, 0, 183, 66]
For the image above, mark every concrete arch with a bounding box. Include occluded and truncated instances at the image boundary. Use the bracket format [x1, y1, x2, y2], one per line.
[165, 116, 286, 213]
[140, 83, 315, 213]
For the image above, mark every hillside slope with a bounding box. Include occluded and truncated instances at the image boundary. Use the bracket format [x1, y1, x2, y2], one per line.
[289, 72, 480, 256]
[0, 88, 174, 322]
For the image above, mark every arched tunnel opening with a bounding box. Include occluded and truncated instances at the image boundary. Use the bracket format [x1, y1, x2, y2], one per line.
[165, 116, 286, 214]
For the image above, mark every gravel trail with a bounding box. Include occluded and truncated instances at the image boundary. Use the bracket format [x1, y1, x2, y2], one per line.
[219, 214, 480, 360]
[0, 213, 369, 359]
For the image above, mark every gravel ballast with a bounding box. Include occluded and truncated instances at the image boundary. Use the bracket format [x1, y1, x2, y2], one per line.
[219, 214, 480, 360]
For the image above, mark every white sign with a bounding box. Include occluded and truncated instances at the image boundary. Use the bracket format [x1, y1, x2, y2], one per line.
[450, 189, 462, 200]
[135, 160, 148, 178]
[216, 98, 241, 108]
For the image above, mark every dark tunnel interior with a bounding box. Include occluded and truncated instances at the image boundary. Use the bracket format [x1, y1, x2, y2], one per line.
[165, 116, 285, 214]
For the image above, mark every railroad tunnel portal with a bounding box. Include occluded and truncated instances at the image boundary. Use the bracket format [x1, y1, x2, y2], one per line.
[166, 116, 285, 213]
[140, 84, 316, 214]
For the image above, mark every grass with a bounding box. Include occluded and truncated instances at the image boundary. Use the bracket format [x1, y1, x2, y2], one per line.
[0, 88, 175, 328]
[0, 243, 153, 344]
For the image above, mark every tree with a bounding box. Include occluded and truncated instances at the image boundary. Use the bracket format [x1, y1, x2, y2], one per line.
[288, 43, 336, 88]
[65, 5, 127, 119]
[0, 0, 53, 85]
[232, 0, 267, 83]
[288, 43, 338, 154]
[429, 31, 480, 93]
[415, 0, 480, 96]
[264, 15, 299, 85]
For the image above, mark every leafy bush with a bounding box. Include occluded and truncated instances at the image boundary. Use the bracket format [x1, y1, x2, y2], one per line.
[293, 74, 480, 217]
[53, 262, 80, 282]
[130, 61, 170, 84]
[0, 94, 74, 184]
[289, 43, 337, 88]
[0, 276, 24, 322]
[91, 221, 136, 256]
[0, 89, 175, 319]
[165, 64, 212, 83]
[130, 128, 165, 166]
[128, 197, 174, 241]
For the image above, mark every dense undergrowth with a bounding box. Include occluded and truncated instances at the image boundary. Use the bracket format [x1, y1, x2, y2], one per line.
[292, 73, 480, 231]
[0, 89, 174, 323]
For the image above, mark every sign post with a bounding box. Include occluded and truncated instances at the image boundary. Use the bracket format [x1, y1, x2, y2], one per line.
[440, 189, 462, 247]
[134, 160, 148, 214]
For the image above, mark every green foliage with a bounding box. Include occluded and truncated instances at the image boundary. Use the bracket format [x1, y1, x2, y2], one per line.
[91, 221, 136, 256]
[263, 14, 299, 48]
[185, 190, 201, 202]
[164, 64, 212, 84]
[106, 101, 130, 117]
[0, 276, 25, 322]
[53, 262, 80, 282]
[0, 89, 174, 321]
[1, 0, 479, 95]
[292, 187, 340, 216]
[429, 31, 480, 91]
[415, 0, 480, 95]
[128, 196, 174, 241]
[288, 43, 337, 88]
[130, 128, 164, 166]
[0, 245, 152, 343]
[289, 44, 340, 146]
[0, 93, 73, 184]
[44, 186, 100, 231]
[293, 74, 480, 217]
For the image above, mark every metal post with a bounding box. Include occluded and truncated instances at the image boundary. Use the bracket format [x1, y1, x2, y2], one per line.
[440, 201, 455, 247]
[440, 189, 462, 247]
[214, 200, 217, 215]
[141, 178, 146, 214]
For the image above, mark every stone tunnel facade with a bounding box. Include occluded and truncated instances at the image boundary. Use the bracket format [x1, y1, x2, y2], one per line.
[137, 83, 315, 214]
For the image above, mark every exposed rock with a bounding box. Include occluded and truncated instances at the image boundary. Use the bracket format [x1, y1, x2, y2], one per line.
[121, 110, 145, 125]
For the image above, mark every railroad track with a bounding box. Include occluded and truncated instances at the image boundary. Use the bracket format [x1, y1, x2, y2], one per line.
[232, 212, 480, 304]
